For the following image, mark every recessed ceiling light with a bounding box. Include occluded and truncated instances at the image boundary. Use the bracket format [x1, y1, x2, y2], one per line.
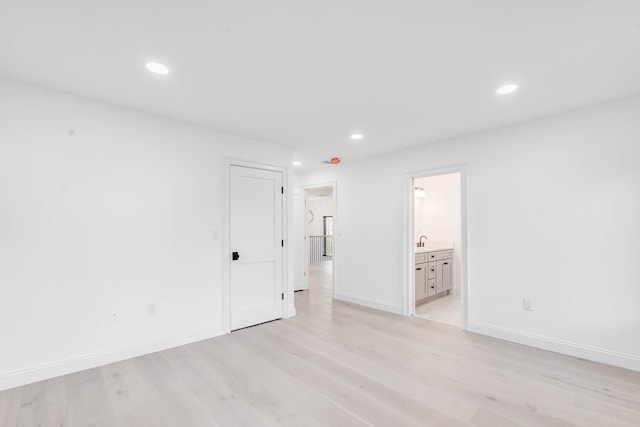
[496, 84, 518, 95]
[292, 161, 302, 166]
[350, 133, 364, 140]
[146, 62, 170, 74]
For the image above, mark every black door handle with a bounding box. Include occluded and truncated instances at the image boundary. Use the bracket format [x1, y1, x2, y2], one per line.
[232, 251, 240, 261]
[416, 267, 422, 271]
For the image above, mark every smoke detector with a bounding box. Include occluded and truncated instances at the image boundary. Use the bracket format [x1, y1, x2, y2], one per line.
[323, 157, 341, 165]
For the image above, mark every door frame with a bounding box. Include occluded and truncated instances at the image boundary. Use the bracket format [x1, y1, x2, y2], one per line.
[404, 164, 469, 330]
[302, 181, 337, 299]
[222, 158, 293, 333]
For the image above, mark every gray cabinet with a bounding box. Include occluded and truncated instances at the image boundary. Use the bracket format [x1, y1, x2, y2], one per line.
[415, 250, 452, 301]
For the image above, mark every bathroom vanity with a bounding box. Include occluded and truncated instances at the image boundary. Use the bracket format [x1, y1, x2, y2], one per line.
[415, 247, 453, 302]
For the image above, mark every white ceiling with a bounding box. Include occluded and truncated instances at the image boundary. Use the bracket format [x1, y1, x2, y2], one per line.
[1, 1, 639, 170]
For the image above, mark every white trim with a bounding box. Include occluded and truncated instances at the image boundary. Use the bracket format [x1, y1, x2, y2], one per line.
[405, 165, 469, 331]
[469, 321, 640, 372]
[0, 325, 226, 391]
[222, 158, 292, 331]
[292, 187, 307, 292]
[302, 181, 337, 299]
[335, 292, 404, 315]
[221, 160, 232, 333]
[284, 167, 296, 318]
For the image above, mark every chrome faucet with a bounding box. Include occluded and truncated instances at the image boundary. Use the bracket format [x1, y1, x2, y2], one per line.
[417, 235, 428, 247]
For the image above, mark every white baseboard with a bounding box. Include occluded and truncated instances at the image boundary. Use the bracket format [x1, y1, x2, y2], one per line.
[0, 325, 227, 391]
[335, 292, 404, 315]
[469, 321, 640, 372]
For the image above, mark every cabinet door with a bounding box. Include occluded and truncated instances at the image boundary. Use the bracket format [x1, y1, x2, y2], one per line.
[436, 259, 452, 293]
[442, 259, 452, 291]
[415, 264, 427, 300]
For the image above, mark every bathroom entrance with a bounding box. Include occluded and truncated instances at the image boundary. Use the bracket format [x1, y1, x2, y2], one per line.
[411, 170, 466, 328]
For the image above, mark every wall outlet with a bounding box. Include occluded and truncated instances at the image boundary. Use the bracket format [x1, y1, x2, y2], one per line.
[109, 309, 120, 323]
[522, 299, 533, 312]
[146, 304, 156, 317]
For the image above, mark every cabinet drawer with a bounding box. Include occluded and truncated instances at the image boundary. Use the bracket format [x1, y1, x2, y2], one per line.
[425, 252, 437, 261]
[427, 279, 436, 297]
[427, 262, 436, 279]
[415, 253, 429, 263]
[436, 250, 452, 260]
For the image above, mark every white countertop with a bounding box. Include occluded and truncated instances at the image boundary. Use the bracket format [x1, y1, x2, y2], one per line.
[415, 244, 453, 253]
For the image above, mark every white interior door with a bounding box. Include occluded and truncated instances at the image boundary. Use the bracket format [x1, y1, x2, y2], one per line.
[230, 165, 283, 330]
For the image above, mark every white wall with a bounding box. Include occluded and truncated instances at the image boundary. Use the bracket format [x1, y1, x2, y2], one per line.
[307, 197, 333, 236]
[414, 173, 462, 294]
[0, 79, 293, 389]
[295, 96, 640, 370]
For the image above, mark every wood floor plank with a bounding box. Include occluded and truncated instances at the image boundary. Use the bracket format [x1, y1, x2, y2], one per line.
[15, 377, 65, 427]
[0, 385, 22, 427]
[286, 305, 581, 427]
[161, 345, 272, 427]
[273, 319, 480, 422]
[572, 393, 640, 426]
[132, 353, 216, 427]
[192, 335, 373, 427]
[100, 359, 170, 427]
[332, 298, 639, 404]
[469, 408, 529, 427]
[248, 323, 474, 427]
[65, 368, 116, 427]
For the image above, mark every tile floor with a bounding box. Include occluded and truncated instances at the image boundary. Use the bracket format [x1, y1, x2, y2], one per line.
[414, 294, 462, 328]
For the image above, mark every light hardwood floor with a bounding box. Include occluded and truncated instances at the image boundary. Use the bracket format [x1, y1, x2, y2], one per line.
[2, 261, 639, 426]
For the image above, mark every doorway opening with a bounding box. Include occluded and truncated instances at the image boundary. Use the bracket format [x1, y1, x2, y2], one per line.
[410, 170, 466, 328]
[297, 186, 335, 298]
